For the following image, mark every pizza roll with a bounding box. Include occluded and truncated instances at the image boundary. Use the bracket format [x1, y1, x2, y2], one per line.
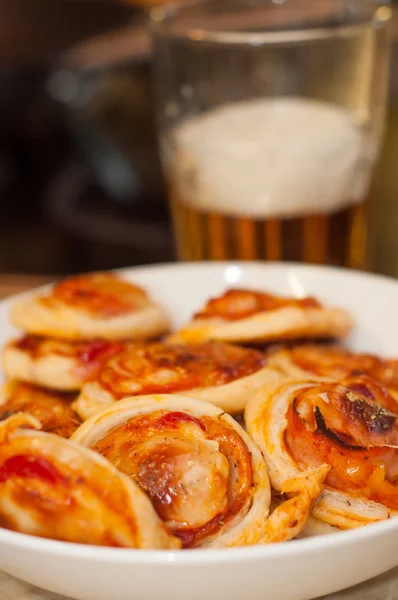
[0, 381, 81, 438]
[0, 413, 180, 549]
[3, 335, 125, 391]
[10, 272, 170, 341]
[269, 345, 398, 399]
[73, 394, 328, 547]
[73, 341, 270, 420]
[168, 289, 352, 344]
[72, 394, 269, 548]
[245, 373, 398, 530]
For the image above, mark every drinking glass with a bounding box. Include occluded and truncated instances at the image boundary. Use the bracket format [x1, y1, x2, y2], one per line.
[151, 0, 391, 267]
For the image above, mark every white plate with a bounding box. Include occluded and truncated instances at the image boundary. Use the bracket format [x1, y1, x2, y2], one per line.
[0, 262, 398, 600]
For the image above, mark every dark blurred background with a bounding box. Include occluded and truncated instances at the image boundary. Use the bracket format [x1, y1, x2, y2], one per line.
[0, 0, 397, 277]
[0, 0, 172, 276]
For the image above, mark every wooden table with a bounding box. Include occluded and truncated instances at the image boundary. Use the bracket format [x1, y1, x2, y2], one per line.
[1, 565, 398, 600]
[0, 274, 53, 300]
[0, 274, 397, 600]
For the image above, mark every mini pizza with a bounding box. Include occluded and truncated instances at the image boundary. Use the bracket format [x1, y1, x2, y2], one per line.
[269, 345, 398, 400]
[0, 413, 180, 548]
[10, 272, 170, 341]
[168, 288, 352, 344]
[72, 341, 270, 420]
[72, 395, 327, 547]
[3, 335, 126, 391]
[0, 381, 81, 438]
[245, 372, 398, 530]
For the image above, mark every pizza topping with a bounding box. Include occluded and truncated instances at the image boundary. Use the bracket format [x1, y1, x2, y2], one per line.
[98, 342, 266, 398]
[155, 411, 207, 432]
[10, 336, 125, 383]
[42, 273, 148, 318]
[0, 383, 81, 438]
[0, 454, 67, 485]
[194, 289, 321, 321]
[73, 340, 125, 381]
[77, 341, 124, 365]
[285, 376, 398, 508]
[291, 345, 398, 393]
[12, 335, 43, 355]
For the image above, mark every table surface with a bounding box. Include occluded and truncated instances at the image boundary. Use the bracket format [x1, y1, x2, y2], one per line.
[0, 274, 53, 299]
[1, 565, 397, 600]
[0, 274, 397, 600]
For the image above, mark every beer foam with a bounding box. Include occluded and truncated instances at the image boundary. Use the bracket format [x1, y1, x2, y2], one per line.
[169, 98, 374, 218]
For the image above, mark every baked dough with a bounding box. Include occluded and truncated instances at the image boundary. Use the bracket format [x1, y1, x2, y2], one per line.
[10, 272, 170, 341]
[168, 288, 352, 344]
[3, 335, 125, 391]
[245, 372, 398, 530]
[269, 490, 339, 538]
[72, 341, 271, 420]
[0, 413, 180, 548]
[0, 380, 81, 438]
[73, 394, 328, 547]
[269, 344, 398, 399]
[292, 515, 339, 538]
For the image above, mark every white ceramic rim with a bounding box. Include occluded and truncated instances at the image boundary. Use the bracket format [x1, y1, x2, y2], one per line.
[1, 260, 398, 564]
[1, 516, 398, 563]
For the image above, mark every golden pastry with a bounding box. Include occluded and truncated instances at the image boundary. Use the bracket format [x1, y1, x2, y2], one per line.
[3, 335, 125, 391]
[169, 289, 352, 344]
[10, 272, 170, 341]
[269, 344, 398, 399]
[0, 381, 81, 438]
[73, 341, 269, 419]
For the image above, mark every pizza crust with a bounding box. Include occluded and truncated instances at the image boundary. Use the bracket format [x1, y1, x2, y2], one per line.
[169, 305, 353, 344]
[72, 364, 275, 420]
[3, 343, 83, 391]
[268, 346, 398, 400]
[2, 337, 125, 391]
[10, 298, 169, 341]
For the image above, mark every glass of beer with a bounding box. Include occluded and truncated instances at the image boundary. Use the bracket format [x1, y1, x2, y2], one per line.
[151, 0, 391, 267]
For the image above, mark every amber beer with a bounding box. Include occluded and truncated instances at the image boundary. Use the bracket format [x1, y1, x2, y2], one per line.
[169, 192, 367, 267]
[163, 98, 371, 268]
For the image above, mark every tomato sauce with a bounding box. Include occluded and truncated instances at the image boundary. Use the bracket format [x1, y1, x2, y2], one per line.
[195, 289, 321, 321]
[42, 273, 147, 318]
[98, 342, 265, 399]
[0, 455, 67, 486]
